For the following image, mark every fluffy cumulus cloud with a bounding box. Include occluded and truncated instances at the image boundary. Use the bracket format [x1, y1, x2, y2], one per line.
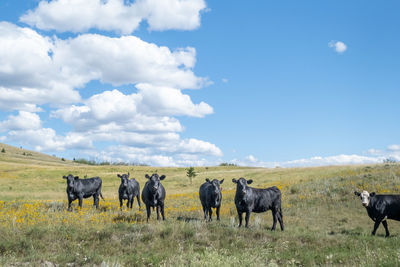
[0, 1, 222, 166]
[136, 84, 213, 117]
[51, 88, 210, 131]
[0, 22, 81, 111]
[54, 34, 206, 89]
[0, 88, 220, 165]
[329, 40, 347, 54]
[47, 88, 221, 163]
[0, 111, 42, 132]
[20, 0, 207, 34]
[0, 23, 207, 112]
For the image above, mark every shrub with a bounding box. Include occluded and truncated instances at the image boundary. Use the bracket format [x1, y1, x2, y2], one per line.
[186, 167, 197, 184]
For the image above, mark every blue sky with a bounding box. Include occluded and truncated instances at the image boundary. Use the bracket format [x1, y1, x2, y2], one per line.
[0, 0, 399, 167]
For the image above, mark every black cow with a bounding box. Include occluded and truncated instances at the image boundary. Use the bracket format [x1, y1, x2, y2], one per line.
[232, 178, 284, 230]
[354, 190, 400, 237]
[199, 178, 224, 221]
[142, 173, 166, 222]
[117, 172, 141, 210]
[63, 174, 104, 210]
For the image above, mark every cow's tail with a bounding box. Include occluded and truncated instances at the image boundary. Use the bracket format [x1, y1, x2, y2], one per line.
[100, 192, 104, 200]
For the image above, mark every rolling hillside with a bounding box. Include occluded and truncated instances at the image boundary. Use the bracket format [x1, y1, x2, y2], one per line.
[1, 142, 400, 266]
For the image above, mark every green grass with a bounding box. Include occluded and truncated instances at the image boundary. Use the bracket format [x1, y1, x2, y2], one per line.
[1, 143, 400, 266]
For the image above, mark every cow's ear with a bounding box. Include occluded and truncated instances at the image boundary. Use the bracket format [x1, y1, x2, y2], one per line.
[247, 179, 253, 184]
[63, 176, 67, 179]
[370, 192, 376, 197]
[220, 179, 224, 184]
[127, 172, 130, 178]
[160, 175, 166, 180]
[74, 176, 79, 180]
[117, 174, 121, 178]
[232, 179, 237, 184]
[354, 191, 361, 197]
[206, 178, 210, 183]
[145, 174, 150, 179]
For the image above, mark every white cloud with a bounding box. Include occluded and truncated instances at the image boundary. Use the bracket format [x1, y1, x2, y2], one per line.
[20, 0, 207, 34]
[176, 138, 222, 156]
[136, 84, 213, 117]
[232, 153, 384, 168]
[387, 144, 400, 151]
[0, 6, 219, 167]
[0, 111, 94, 151]
[0, 23, 207, 111]
[47, 88, 220, 164]
[245, 154, 257, 163]
[329, 40, 347, 54]
[51, 88, 209, 131]
[0, 22, 81, 111]
[0, 111, 42, 132]
[54, 34, 206, 89]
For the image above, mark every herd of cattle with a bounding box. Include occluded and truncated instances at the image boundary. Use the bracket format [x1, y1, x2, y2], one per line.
[63, 173, 400, 236]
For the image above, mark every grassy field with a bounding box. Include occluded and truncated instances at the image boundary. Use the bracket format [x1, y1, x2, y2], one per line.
[1, 143, 400, 266]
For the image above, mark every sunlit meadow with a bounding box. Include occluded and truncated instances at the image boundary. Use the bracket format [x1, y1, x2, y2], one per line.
[1, 144, 400, 266]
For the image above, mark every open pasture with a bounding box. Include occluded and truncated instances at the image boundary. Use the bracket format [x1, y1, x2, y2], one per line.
[1, 145, 400, 265]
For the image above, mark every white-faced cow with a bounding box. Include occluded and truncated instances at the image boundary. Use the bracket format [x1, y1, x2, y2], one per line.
[142, 173, 166, 222]
[63, 174, 104, 211]
[354, 190, 400, 237]
[117, 172, 141, 210]
[232, 177, 284, 230]
[199, 178, 224, 221]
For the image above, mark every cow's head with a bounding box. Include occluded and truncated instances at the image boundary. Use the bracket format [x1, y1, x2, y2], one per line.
[145, 173, 165, 193]
[63, 174, 79, 188]
[354, 190, 376, 207]
[232, 177, 253, 195]
[206, 178, 224, 195]
[117, 172, 130, 188]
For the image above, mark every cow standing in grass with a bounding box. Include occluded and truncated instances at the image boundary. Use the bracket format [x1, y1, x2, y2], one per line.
[118, 172, 141, 210]
[232, 178, 284, 230]
[199, 178, 224, 221]
[142, 173, 166, 222]
[354, 190, 400, 237]
[63, 174, 104, 211]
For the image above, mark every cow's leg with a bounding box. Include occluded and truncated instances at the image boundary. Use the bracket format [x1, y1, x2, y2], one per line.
[271, 209, 277, 231]
[160, 203, 165, 221]
[68, 198, 73, 211]
[156, 205, 161, 220]
[238, 211, 243, 227]
[208, 208, 213, 221]
[137, 194, 141, 210]
[382, 220, 390, 237]
[93, 195, 99, 208]
[202, 205, 207, 220]
[119, 198, 123, 209]
[245, 211, 251, 228]
[216, 206, 221, 221]
[372, 219, 382, 236]
[78, 196, 83, 209]
[126, 197, 130, 208]
[277, 209, 284, 231]
[146, 205, 151, 222]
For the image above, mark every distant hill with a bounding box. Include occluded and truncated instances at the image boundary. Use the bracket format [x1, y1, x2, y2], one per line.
[0, 142, 76, 166]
